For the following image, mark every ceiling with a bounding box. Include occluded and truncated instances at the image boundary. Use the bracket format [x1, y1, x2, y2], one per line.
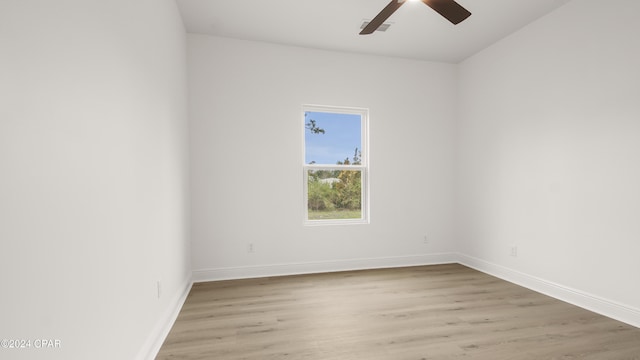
[176, 0, 572, 63]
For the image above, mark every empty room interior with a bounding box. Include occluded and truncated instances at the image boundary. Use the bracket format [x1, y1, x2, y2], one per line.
[2, 0, 640, 359]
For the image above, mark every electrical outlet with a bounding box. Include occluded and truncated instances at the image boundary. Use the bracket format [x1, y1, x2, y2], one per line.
[510, 245, 518, 257]
[423, 235, 429, 244]
[248, 243, 255, 253]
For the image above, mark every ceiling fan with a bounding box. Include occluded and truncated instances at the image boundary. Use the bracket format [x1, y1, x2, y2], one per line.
[360, 0, 471, 35]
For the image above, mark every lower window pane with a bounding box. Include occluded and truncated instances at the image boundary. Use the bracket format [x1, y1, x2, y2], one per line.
[307, 169, 362, 220]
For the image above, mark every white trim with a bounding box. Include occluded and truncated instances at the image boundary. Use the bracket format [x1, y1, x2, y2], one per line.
[305, 164, 366, 170]
[457, 253, 640, 329]
[192, 253, 457, 282]
[136, 275, 193, 360]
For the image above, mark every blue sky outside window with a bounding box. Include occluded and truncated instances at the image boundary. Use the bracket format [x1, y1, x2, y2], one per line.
[305, 111, 362, 165]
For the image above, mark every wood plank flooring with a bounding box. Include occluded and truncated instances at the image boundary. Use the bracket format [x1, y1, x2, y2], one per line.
[156, 264, 640, 359]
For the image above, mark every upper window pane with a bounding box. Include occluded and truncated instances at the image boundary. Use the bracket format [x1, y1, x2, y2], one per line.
[304, 111, 362, 165]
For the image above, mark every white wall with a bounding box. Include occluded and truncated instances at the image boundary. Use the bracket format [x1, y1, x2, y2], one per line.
[189, 35, 458, 280]
[457, 0, 640, 322]
[0, 1, 190, 359]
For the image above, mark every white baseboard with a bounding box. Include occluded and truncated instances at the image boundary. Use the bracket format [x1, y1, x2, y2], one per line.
[457, 253, 640, 329]
[192, 253, 457, 282]
[136, 275, 193, 360]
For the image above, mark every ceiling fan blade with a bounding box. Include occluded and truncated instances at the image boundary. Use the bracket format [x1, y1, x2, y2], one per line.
[422, 0, 471, 25]
[360, 0, 405, 35]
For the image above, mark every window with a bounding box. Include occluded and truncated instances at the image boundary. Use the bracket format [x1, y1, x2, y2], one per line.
[303, 105, 369, 225]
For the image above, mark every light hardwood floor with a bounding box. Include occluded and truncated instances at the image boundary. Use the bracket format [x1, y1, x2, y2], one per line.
[156, 264, 640, 359]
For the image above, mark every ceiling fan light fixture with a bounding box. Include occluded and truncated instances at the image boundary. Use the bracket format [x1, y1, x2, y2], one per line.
[359, 0, 471, 35]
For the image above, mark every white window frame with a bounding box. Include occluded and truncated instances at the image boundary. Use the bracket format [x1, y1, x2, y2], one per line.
[302, 104, 369, 226]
